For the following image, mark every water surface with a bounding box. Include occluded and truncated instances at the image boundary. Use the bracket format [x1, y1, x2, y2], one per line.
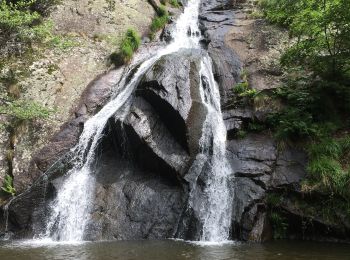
[0, 240, 349, 260]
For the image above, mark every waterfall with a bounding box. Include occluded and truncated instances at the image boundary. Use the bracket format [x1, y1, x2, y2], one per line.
[198, 56, 233, 242]
[42, 0, 233, 243]
[43, 0, 202, 242]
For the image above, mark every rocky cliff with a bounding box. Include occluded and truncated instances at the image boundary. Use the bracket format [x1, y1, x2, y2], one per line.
[0, 0, 157, 195]
[1, 0, 349, 243]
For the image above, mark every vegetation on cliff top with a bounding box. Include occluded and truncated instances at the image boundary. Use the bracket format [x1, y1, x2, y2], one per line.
[260, 0, 350, 235]
[260, 0, 350, 140]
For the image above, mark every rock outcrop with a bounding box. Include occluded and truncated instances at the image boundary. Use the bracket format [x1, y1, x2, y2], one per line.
[0, 0, 157, 194]
[1, 0, 350, 244]
[0, 46, 212, 240]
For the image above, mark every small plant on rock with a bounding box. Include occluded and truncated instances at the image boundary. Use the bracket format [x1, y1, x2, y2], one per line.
[149, 5, 169, 39]
[112, 28, 141, 65]
[1, 174, 16, 196]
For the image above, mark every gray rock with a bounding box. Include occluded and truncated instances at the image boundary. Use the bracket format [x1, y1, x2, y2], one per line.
[227, 134, 277, 162]
[233, 177, 265, 226]
[271, 147, 307, 188]
[84, 152, 185, 240]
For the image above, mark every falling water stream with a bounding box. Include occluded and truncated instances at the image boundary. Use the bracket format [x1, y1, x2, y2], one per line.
[198, 57, 233, 242]
[41, 0, 232, 243]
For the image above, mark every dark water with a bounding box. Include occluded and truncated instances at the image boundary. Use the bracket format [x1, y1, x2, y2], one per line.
[0, 240, 349, 260]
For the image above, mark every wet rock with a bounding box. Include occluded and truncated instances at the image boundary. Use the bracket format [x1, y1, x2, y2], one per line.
[271, 147, 307, 188]
[227, 134, 277, 162]
[233, 177, 265, 226]
[0, 48, 210, 241]
[161, 23, 176, 43]
[0, 68, 122, 236]
[226, 133, 309, 241]
[77, 69, 122, 115]
[21, 69, 118, 192]
[122, 97, 191, 177]
[84, 142, 186, 240]
[248, 211, 272, 242]
[137, 50, 206, 154]
[199, 0, 241, 105]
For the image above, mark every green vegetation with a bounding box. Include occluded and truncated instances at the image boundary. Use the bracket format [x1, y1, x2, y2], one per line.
[235, 130, 247, 139]
[232, 70, 259, 106]
[120, 28, 141, 63]
[260, 0, 350, 141]
[260, 0, 350, 78]
[149, 5, 169, 39]
[0, 1, 57, 129]
[258, 0, 350, 234]
[266, 193, 288, 239]
[304, 137, 350, 198]
[169, 0, 180, 8]
[110, 28, 141, 65]
[160, 0, 181, 8]
[269, 212, 288, 239]
[0, 98, 53, 125]
[1, 174, 16, 196]
[0, 0, 66, 57]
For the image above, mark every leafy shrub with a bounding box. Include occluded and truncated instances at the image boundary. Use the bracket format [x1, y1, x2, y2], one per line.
[233, 82, 249, 95]
[232, 80, 259, 109]
[0, 1, 41, 36]
[150, 14, 169, 33]
[260, 0, 350, 77]
[266, 193, 282, 207]
[0, 98, 53, 124]
[169, 0, 180, 8]
[157, 4, 167, 16]
[0, 0, 66, 58]
[265, 70, 349, 140]
[7, 0, 59, 15]
[149, 5, 169, 39]
[160, 0, 181, 8]
[308, 138, 342, 160]
[112, 28, 141, 64]
[235, 130, 247, 139]
[304, 137, 350, 199]
[247, 120, 266, 132]
[120, 42, 133, 62]
[1, 174, 16, 196]
[267, 107, 319, 140]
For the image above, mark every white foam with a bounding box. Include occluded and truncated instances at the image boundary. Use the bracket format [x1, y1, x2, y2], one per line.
[170, 238, 239, 247]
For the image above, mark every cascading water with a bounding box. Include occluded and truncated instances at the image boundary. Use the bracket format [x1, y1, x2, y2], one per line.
[41, 0, 233, 243]
[193, 56, 233, 242]
[42, 0, 202, 241]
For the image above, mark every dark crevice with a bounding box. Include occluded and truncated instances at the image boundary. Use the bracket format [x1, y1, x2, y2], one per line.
[137, 85, 189, 153]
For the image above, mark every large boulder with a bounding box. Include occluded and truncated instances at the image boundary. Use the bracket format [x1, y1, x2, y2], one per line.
[0, 48, 212, 240]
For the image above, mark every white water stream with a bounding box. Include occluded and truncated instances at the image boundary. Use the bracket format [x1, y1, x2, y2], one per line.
[198, 56, 233, 242]
[43, 0, 202, 241]
[42, 0, 232, 243]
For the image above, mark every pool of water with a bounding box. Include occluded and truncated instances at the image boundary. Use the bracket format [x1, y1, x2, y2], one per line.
[0, 239, 349, 260]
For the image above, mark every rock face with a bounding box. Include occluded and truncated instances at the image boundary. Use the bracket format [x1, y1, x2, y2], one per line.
[1, 0, 350, 244]
[0, 0, 157, 195]
[198, 0, 350, 243]
[0, 48, 211, 240]
[227, 134, 307, 241]
[199, 0, 242, 105]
